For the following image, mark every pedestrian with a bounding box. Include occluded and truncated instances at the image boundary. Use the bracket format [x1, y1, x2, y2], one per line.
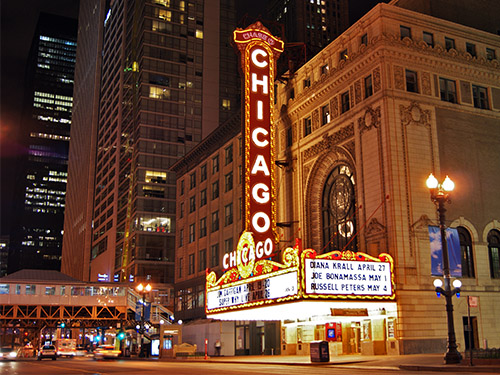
[215, 339, 221, 356]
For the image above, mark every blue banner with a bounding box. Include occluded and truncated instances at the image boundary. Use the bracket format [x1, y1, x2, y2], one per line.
[429, 226, 461, 277]
[135, 301, 152, 321]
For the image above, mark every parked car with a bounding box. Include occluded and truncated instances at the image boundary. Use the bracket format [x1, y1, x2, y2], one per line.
[0, 347, 17, 360]
[38, 345, 57, 360]
[93, 345, 121, 359]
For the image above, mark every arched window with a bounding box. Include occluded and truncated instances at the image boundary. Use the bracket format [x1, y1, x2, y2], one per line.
[321, 165, 357, 254]
[487, 230, 500, 279]
[457, 226, 474, 278]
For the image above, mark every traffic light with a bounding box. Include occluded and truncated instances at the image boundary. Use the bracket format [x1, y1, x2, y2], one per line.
[117, 331, 126, 340]
[60, 322, 66, 328]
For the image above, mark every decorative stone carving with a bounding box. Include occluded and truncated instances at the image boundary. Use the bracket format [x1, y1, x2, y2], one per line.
[280, 129, 286, 151]
[358, 106, 381, 134]
[292, 122, 297, 143]
[303, 163, 312, 182]
[303, 123, 354, 161]
[400, 101, 431, 128]
[330, 96, 339, 118]
[350, 85, 354, 108]
[365, 218, 386, 238]
[344, 140, 355, 160]
[373, 67, 381, 92]
[394, 65, 404, 90]
[421, 71, 431, 96]
[355, 80, 362, 104]
[312, 109, 319, 131]
[411, 214, 434, 234]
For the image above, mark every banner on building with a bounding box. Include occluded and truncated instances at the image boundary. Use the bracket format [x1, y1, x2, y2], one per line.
[428, 226, 461, 277]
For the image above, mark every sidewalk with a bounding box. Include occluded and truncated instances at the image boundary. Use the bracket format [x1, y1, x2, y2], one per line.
[179, 353, 500, 373]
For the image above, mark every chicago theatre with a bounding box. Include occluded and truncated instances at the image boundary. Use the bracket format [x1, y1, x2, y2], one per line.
[171, 3, 500, 357]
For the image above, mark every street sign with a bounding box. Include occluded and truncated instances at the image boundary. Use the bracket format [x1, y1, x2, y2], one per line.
[468, 296, 478, 307]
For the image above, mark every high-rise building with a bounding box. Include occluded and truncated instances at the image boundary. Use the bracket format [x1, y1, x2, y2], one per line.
[61, 0, 106, 282]
[268, 0, 349, 62]
[62, 0, 240, 305]
[8, 13, 77, 274]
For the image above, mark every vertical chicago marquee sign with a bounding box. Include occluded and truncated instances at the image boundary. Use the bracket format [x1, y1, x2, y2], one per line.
[222, 23, 284, 272]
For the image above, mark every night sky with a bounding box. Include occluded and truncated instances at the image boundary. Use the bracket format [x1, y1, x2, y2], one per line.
[0, 0, 385, 236]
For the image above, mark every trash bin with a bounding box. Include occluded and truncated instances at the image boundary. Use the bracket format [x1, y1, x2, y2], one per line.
[310, 341, 329, 363]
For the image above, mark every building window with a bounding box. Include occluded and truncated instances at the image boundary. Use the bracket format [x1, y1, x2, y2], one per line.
[457, 227, 475, 278]
[200, 189, 207, 207]
[288, 88, 295, 101]
[304, 116, 312, 136]
[466, 42, 477, 57]
[405, 69, 418, 93]
[225, 172, 233, 192]
[322, 165, 356, 253]
[321, 64, 329, 75]
[198, 249, 207, 272]
[199, 217, 207, 238]
[364, 75, 373, 98]
[423, 31, 434, 47]
[179, 229, 184, 247]
[341, 91, 350, 113]
[472, 85, 489, 109]
[189, 223, 195, 243]
[486, 48, 496, 61]
[180, 202, 184, 218]
[188, 254, 195, 275]
[222, 98, 231, 110]
[400, 25, 411, 39]
[211, 244, 219, 267]
[178, 257, 183, 278]
[360, 33, 368, 46]
[189, 196, 196, 213]
[488, 230, 500, 279]
[200, 164, 207, 182]
[445, 37, 455, 51]
[225, 203, 233, 226]
[224, 237, 233, 254]
[26, 285, 36, 295]
[321, 104, 330, 125]
[339, 49, 348, 61]
[190, 172, 196, 189]
[225, 144, 233, 165]
[180, 180, 184, 195]
[439, 77, 457, 103]
[149, 86, 170, 99]
[212, 155, 219, 174]
[211, 210, 219, 232]
[212, 180, 219, 199]
[303, 77, 311, 88]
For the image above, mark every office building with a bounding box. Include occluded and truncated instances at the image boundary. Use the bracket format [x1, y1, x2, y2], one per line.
[61, 0, 239, 308]
[8, 13, 77, 274]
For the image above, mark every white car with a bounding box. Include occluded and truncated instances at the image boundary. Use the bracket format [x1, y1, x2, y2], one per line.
[38, 345, 57, 360]
[93, 345, 121, 359]
[0, 347, 17, 360]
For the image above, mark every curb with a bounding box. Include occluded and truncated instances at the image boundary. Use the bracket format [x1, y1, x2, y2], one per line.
[400, 365, 500, 373]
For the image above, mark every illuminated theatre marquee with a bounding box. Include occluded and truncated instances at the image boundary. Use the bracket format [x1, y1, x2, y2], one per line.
[205, 24, 395, 319]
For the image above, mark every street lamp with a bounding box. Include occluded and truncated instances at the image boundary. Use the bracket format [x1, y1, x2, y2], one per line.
[426, 173, 462, 364]
[136, 283, 152, 357]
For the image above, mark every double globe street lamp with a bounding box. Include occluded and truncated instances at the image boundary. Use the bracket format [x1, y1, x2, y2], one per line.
[426, 173, 462, 364]
[136, 283, 152, 357]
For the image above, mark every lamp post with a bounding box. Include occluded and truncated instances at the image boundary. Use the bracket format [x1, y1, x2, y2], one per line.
[136, 283, 152, 357]
[426, 173, 462, 364]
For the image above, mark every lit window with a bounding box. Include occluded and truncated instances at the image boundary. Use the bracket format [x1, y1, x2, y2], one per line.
[321, 104, 330, 125]
[195, 30, 203, 39]
[158, 9, 171, 21]
[149, 86, 170, 99]
[222, 99, 231, 110]
[179, 1, 185, 11]
[145, 170, 167, 183]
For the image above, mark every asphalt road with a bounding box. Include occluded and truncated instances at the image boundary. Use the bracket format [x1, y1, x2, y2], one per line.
[0, 358, 492, 375]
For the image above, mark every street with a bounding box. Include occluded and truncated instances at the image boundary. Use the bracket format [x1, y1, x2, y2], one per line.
[0, 357, 495, 375]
